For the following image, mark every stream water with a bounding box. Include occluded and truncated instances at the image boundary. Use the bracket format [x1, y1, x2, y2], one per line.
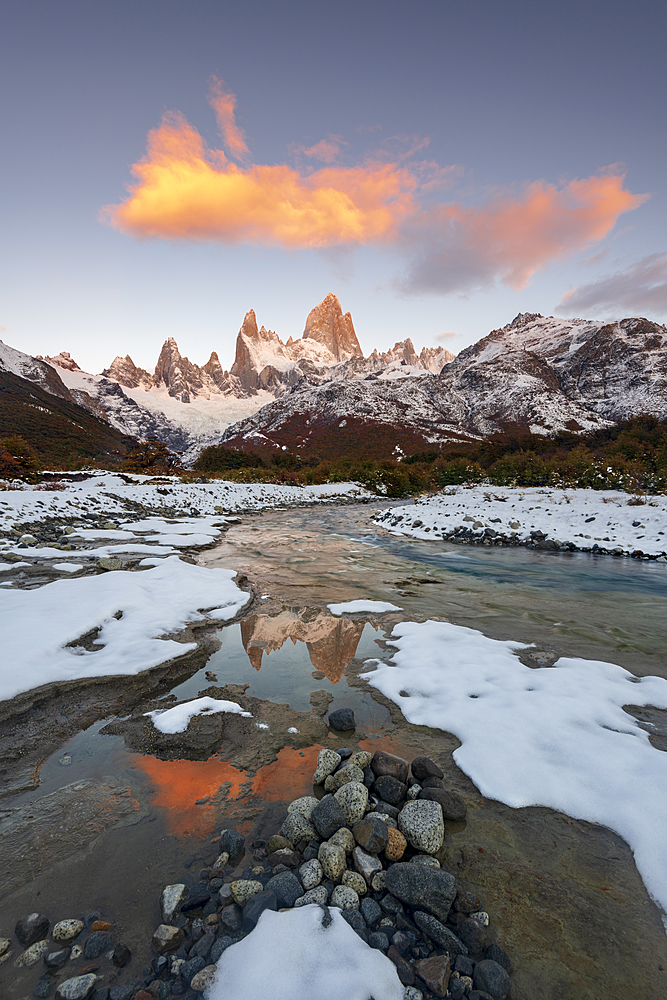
[3, 500, 667, 999]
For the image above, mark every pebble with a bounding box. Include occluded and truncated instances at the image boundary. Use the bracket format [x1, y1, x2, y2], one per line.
[299, 859, 323, 890]
[70, 944, 83, 959]
[264, 835, 291, 855]
[330, 886, 360, 910]
[410, 756, 444, 782]
[360, 897, 382, 926]
[471, 910, 490, 926]
[365, 810, 398, 829]
[398, 799, 445, 854]
[241, 890, 278, 933]
[353, 845, 383, 884]
[189, 964, 217, 992]
[286, 796, 319, 820]
[384, 826, 407, 861]
[111, 942, 131, 966]
[411, 854, 441, 868]
[373, 774, 408, 806]
[341, 871, 367, 896]
[353, 815, 389, 854]
[52, 920, 84, 943]
[280, 810, 317, 845]
[160, 884, 189, 923]
[230, 878, 264, 906]
[329, 826, 355, 854]
[419, 786, 467, 821]
[371, 750, 409, 783]
[83, 930, 113, 958]
[97, 556, 122, 571]
[15, 912, 50, 947]
[0, 938, 9, 956]
[371, 871, 387, 892]
[312, 794, 348, 839]
[413, 911, 468, 956]
[384, 863, 457, 922]
[294, 886, 328, 907]
[15, 940, 49, 966]
[212, 851, 229, 869]
[312, 748, 342, 784]
[349, 750, 372, 769]
[327, 708, 355, 731]
[369, 931, 390, 951]
[473, 959, 512, 999]
[45, 947, 71, 969]
[414, 954, 451, 996]
[151, 924, 185, 954]
[407, 784, 421, 799]
[318, 842, 346, 882]
[326, 763, 365, 790]
[265, 870, 304, 907]
[334, 781, 368, 824]
[55, 975, 99, 1000]
[218, 829, 245, 860]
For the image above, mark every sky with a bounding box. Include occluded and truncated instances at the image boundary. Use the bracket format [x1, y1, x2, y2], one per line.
[1, 0, 666, 373]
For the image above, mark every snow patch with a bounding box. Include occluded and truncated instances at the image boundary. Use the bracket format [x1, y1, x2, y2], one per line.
[327, 600, 402, 615]
[146, 696, 251, 733]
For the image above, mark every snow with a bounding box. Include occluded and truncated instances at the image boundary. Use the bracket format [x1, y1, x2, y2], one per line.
[146, 696, 251, 733]
[374, 485, 667, 557]
[327, 600, 402, 615]
[0, 557, 250, 701]
[361, 619, 667, 915]
[207, 904, 404, 1000]
[52, 562, 84, 573]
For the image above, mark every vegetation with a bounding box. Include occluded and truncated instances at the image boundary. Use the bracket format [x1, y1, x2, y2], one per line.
[191, 416, 667, 497]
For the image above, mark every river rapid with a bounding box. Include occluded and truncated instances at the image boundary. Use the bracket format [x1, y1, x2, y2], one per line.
[2, 499, 667, 1000]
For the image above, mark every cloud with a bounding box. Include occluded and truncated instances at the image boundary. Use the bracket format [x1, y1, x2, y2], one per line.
[396, 173, 648, 295]
[556, 252, 667, 316]
[207, 77, 250, 161]
[102, 111, 417, 246]
[435, 331, 457, 340]
[103, 89, 647, 294]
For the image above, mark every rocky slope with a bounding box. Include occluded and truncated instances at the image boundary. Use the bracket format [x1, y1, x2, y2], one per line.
[220, 313, 667, 458]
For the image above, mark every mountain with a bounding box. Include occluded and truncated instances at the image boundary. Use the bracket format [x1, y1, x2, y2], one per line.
[10, 293, 454, 461]
[220, 313, 667, 460]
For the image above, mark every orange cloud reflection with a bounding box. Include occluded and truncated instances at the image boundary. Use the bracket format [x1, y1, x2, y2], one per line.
[134, 745, 322, 839]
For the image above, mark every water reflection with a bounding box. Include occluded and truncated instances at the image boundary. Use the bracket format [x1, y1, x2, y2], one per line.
[241, 610, 366, 682]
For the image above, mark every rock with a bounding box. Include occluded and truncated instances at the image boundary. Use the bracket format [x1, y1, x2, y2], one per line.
[419, 787, 467, 821]
[342, 908, 368, 939]
[265, 870, 304, 907]
[410, 756, 444, 781]
[109, 988, 134, 1000]
[371, 871, 387, 892]
[267, 848, 300, 868]
[366, 810, 397, 829]
[312, 748, 342, 784]
[318, 842, 346, 882]
[384, 863, 457, 922]
[311, 794, 348, 839]
[33, 981, 55, 999]
[414, 954, 451, 996]
[111, 942, 131, 967]
[294, 886, 328, 907]
[299, 858, 323, 890]
[56, 976, 99, 1000]
[380, 894, 404, 916]
[330, 764, 365, 789]
[373, 774, 408, 806]
[473, 960, 511, 999]
[265, 834, 291, 855]
[220, 905, 242, 934]
[398, 800, 444, 854]
[190, 965, 217, 992]
[16, 912, 50, 947]
[70, 945, 83, 959]
[414, 912, 468, 956]
[45, 947, 71, 969]
[349, 751, 372, 769]
[453, 889, 481, 913]
[90, 920, 111, 932]
[334, 781, 368, 824]
[218, 884, 233, 908]
[16, 940, 49, 966]
[455, 955, 475, 976]
[209, 936, 233, 963]
[52, 920, 84, 943]
[471, 910, 489, 926]
[151, 925, 184, 954]
[384, 826, 407, 861]
[160, 884, 189, 923]
[411, 854, 440, 867]
[352, 816, 389, 854]
[360, 897, 382, 926]
[194, 933, 214, 960]
[219, 828, 245, 860]
[212, 851, 229, 870]
[407, 784, 421, 799]
[328, 708, 355, 730]
[455, 915, 488, 955]
[363, 767, 375, 787]
[404, 989, 424, 1000]
[280, 811, 318, 845]
[388, 944, 414, 985]
[420, 776, 444, 789]
[373, 800, 400, 819]
[0, 938, 9, 956]
[341, 870, 367, 896]
[97, 557, 122, 571]
[286, 796, 318, 821]
[230, 879, 263, 905]
[371, 750, 409, 783]
[181, 955, 206, 984]
[329, 827, 355, 853]
[242, 890, 279, 933]
[484, 943, 512, 972]
[330, 886, 360, 910]
[369, 931, 390, 951]
[181, 892, 211, 913]
[352, 845, 383, 884]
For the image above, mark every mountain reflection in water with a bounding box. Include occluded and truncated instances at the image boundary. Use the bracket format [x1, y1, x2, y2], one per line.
[241, 610, 368, 682]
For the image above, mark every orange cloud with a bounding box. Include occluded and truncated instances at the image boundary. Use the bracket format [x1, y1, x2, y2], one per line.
[207, 76, 250, 161]
[398, 173, 648, 294]
[102, 112, 418, 247]
[102, 89, 647, 294]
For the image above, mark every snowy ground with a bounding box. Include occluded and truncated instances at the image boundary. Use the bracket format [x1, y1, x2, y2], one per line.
[0, 474, 371, 700]
[361, 619, 667, 922]
[374, 485, 667, 558]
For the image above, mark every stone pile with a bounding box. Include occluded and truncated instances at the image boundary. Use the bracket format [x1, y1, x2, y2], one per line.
[146, 748, 512, 1000]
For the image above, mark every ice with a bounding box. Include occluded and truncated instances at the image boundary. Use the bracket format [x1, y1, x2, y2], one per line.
[146, 696, 251, 733]
[0, 556, 250, 701]
[361, 619, 667, 913]
[327, 600, 402, 615]
[206, 904, 404, 1000]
